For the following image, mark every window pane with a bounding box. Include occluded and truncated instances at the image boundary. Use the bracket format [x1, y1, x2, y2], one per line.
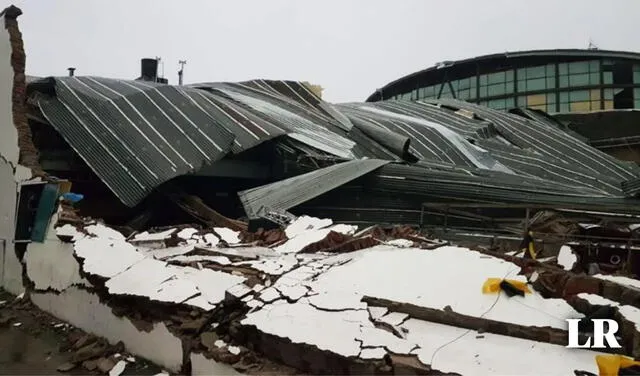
[526, 65, 546, 79]
[591, 101, 601, 110]
[527, 77, 546, 91]
[505, 81, 514, 94]
[546, 77, 556, 89]
[506, 70, 514, 82]
[547, 64, 556, 76]
[517, 96, 526, 107]
[559, 76, 569, 88]
[479, 86, 488, 98]
[570, 90, 590, 101]
[560, 102, 570, 112]
[570, 101, 591, 112]
[604, 100, 614, 110]
[589, 60, 600, 73]
[569, 73, 589, 87]
[504, 97, 515, 108]
[559, 92, 569, 102]
[547, 103, 557, 113]
[634, 71, 640, 84]
[440, 84, 452, 98]
[490, 98, 508, 109]
[488, 83, 505, 96]
[559, 63, 568, 75]
[635, 88, 640, 101]
[488, 72, 506, 85]
[547, 93, 556, 104]
[589, 73, 600, 85]
[569, 61, 589, 74]
[517, 79, 525, 92]
[604, 88, 614, 100]
[590, 89, 601, 101]
[458, 78, 470, 90]
[603, 71, 613, 84]
[449, 80, 458, 92]
[468, 87, 476, 100]
[480, 75, 488, 85]
[527, 94, 546, 106]
[470, 77, 477, 88]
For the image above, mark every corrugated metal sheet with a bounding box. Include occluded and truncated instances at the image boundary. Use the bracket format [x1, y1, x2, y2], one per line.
[31, 74, 640, 216]
[35, 77, 246, 206]
[238, 159, 390, 219]
[195, 81, 360, 159]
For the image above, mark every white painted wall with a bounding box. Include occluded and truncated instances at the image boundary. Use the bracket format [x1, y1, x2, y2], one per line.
[32, 287, 184, 372]
[0, 13, 33, 295]
[24, 210, 90, 291]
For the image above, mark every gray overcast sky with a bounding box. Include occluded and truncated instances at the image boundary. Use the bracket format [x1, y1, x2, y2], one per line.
[6, 0, 640, 102]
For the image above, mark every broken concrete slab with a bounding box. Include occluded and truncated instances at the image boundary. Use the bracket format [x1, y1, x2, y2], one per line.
[402, 318, 602, 375]
[190, 352, 241, 375]
[308, 245, 581, 331]
[74, 237, 145, 279]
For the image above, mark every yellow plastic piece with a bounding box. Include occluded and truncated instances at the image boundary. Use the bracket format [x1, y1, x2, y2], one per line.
[482, 278, 531, 294]
[528, 241, 537, 260]
[596, 354, 640, 376]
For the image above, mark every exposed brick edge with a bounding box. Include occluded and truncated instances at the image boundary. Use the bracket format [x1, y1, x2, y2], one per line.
[2, 5, 43, 176]
[569, 295, 636, 357]
[362, 296, 569, 346]
[238, 324, 451, 375]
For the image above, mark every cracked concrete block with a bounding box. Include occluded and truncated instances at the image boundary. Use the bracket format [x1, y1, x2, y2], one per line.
[31, 287, 183, 372]
[190, 353, 240, 375]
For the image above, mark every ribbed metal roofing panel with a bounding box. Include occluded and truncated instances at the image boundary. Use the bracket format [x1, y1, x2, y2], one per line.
[36, 76, 238, 206]
[196, 81, 359, 159]
[238, 159, 390, 219]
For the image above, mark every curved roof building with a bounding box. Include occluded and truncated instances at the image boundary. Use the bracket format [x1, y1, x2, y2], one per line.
[366, 49, 640, 114]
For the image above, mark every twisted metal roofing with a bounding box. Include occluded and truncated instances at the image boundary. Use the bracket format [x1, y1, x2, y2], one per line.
[31, 76, 640, 215]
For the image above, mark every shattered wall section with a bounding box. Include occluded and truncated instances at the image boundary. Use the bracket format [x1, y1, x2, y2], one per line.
[3, 5, 40, 172]
[0, 5, 41, 294]
[0, 7, 21, 294]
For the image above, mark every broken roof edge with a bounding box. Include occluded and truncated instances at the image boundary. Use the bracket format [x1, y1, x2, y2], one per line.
[238, 158, 391, 219]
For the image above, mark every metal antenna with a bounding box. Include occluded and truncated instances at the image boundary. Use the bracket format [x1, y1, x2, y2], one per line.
[588, 38, 599, 50]
[155, 56, 164, 82]
[178, 60, 187, 86]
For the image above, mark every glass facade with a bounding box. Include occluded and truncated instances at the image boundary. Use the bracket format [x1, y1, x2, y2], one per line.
[390, 58, 640, 114]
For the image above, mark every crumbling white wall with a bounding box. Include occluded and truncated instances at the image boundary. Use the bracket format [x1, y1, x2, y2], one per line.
[0, 12, 23, 295]
[23, 210, 89, 291]
[32, 287, 184, 372]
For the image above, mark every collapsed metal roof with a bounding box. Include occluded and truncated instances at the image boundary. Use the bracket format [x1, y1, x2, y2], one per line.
[29, 76, 640, 222]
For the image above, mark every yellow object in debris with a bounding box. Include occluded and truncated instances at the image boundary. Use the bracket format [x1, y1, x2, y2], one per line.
[482, 278, 531, 294]
[528, 240, 537, 260]
[596, 354, 640, 376]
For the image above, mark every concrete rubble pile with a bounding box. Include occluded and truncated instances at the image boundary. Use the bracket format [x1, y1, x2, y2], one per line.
[13, 200, 640, 375]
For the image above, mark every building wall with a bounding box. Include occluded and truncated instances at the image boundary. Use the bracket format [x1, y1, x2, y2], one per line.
[0, 9, 33, 295]
[385, 56, 640, 114]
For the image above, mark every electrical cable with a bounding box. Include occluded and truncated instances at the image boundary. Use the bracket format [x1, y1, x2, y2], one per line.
[429, 267, 518, 367]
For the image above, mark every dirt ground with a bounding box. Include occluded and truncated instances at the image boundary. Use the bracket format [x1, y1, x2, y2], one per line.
[0, 289, 167, 375]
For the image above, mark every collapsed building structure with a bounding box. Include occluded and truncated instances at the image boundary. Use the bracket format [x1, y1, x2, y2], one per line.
[4, 5, 640, 376]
